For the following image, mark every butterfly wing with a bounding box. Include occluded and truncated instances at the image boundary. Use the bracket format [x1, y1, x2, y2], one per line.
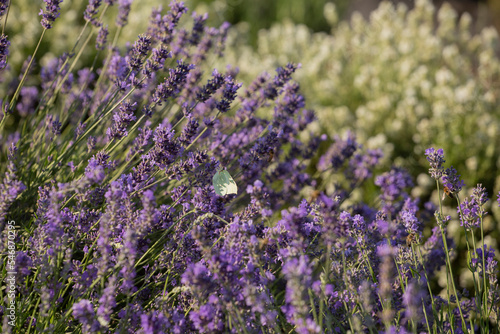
[213, 169, 237, 196]
[221, 170, 237, 195]
[213, 170, 224, 196]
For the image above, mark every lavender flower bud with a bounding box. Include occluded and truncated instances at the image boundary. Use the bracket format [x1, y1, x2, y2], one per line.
[87, 136, 96, 153]
[458, 191, 486, 230]
[106, 100, 137, 140]
[190, 12, 208, 45]
[73, 299, 100, 332]
[51, 118, 62, 136]
[179, 115, 199, 146]
[116, 0, 132, 27]
[425, 147, 445, 179]
[108, 54, 128, 90]
[127, 34, 152, 71]
[377, 244, 395, 324]
[0, 0, 8, 18]
[0, 34, 10, 70]
[152, 61, 195, 104]
[441, 166, 464, 195]
[16, 87, 38, 117]
[472, 183, 488, 206]
[402, 280, 425, 323]
[95, 25, 108, 51]
[39, 0, 64, 29]
[216, 76, 241, 113]
[142, 45, 171, 78]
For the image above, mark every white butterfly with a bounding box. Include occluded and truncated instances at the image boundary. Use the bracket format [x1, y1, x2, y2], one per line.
[212, 167, 238, 196]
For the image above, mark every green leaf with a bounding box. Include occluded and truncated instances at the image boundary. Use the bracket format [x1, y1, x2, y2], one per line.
[212, 169, 238, 196]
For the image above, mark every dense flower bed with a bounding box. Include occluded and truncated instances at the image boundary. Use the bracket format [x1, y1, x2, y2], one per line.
[0, 0, 499, 333]
[216, 0, 500, 191]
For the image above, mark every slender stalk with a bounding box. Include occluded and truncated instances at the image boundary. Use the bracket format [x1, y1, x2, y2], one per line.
[8, 28, 47, 113]
[48, 30, 95, 105]
[93, 25, 122, 93]
[1, 0, 11, 34]
[185, 110, 221, 152]
[435, 180, 466, 331]
[471, 228, 487, 333]
[456, 195, 482, 330]
[479, 215, 489, 333]
[341, 242, 355, 331]
[438, 225, 467, 331]
[36, 20, 90, 113]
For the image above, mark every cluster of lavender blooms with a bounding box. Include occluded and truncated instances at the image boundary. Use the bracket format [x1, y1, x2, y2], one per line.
[0, 1, 499, 333]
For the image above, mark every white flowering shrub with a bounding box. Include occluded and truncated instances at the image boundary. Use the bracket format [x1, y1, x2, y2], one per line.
[216, 0, 500, 191]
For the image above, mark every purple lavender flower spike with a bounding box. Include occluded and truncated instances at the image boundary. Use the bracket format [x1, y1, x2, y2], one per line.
[0, 0, 8, 18]
[40, 0, 64, 29]
[196, 69, 225, 103]
[143, 45, 171, 78]
[425, 147, 445, 179]
[118, 228, 138, 294]
[146, 123, 183, 169]
[189, 304, 224, 332]
[84, 0, 102, 26]
[16, 87, 39, 116]
[179, 115, 199, 146]
[108, 54, 128, 90]
[0, 34, 9, 70]
[458, 186, 487, 230]
[441, 166, 464, 195]
[402, 280, 425, 324]
[152, 60, 195, 105]
[51, 118, 62, 136]
[160, 1, 188, 44]
[317, 131, 359, 171]
[97, 277, 117, 327]
[282, 255, 320, 334]
[375, 166, 413, 203]
[0, 165, 26, 235]
[377, 244, 396, 324]
[106, 100, 137, 141]
[400, 207, 422, 241]
[128, 34, 152, 71]
[190, 12, 208, 45]
[73, 299, 100, 333]
[216, 76, 241, 113]
[472, 183, 488, 206]
[96, 25, 108, 50]
[116, 0, 133, 27]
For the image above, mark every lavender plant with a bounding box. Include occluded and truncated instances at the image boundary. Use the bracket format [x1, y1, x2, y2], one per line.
[0, 0, 499, 333]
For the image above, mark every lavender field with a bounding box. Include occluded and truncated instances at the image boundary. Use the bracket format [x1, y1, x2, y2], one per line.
[0, 0, 499, 333]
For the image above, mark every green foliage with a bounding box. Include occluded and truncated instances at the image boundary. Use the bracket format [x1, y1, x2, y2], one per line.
[185, 0, 349, 46]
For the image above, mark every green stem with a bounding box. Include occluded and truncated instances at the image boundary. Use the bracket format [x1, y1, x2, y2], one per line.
[410, 244, 432, 333]
[479, 215, 489, 332]
[8, 28, 47, 113]
[185, 111, 221, 152]
[341, 242, 355, 331]
[456, 195, 482, 330]
[438, 224, 467, 331]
